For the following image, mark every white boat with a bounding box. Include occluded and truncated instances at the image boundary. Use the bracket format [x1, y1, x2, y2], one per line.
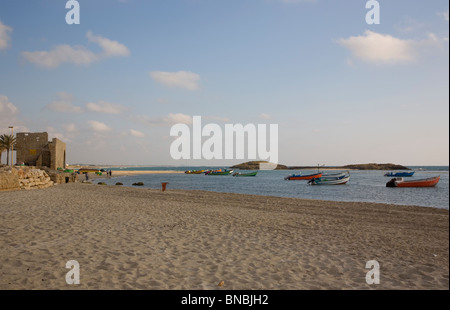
[321, 171, 349, 179]
[308, 175, 350, 185]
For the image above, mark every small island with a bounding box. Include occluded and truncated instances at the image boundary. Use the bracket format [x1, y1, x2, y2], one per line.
[231, 161, 288, 170]
[341, 163, 410, 170]
[231, 161, 411, 170]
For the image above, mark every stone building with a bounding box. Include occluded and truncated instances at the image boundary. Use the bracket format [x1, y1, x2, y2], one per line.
[16, 132, 66, 170]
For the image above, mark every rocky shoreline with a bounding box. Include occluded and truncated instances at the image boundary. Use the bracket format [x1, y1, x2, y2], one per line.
[0, 165, 77, 191]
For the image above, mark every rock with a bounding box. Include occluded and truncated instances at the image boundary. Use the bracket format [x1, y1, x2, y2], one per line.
[231, 161, 288, 170]
[342, 163, 410, 170]
[115, 182, 123, 186]
[0, 166, 61, 191]
[132, 182, 144, 186]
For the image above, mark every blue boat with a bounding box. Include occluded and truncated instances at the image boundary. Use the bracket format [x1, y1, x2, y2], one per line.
[384, 171, 415, 177]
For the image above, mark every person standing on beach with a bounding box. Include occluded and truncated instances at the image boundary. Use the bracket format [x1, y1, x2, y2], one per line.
[85, 173, 89, 181]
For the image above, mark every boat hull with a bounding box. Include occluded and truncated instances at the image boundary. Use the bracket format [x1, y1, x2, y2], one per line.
[233, 171, 258, 177]
[387, 176, 440, 187]
[384, 171, 415, 177]
[309, 175, 350, 185]
[322, 171, 349, 178]
[285, 173, 323, 180]
[207, 170, 234, 175]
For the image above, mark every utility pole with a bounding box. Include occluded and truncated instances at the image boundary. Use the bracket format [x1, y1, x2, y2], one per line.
[8, 126, 13, 166]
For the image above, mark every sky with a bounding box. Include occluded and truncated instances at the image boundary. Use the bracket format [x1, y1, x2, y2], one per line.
[0, 0, 448, 166]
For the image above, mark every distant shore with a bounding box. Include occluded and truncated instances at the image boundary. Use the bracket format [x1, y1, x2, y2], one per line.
[0, 182, 448, 289]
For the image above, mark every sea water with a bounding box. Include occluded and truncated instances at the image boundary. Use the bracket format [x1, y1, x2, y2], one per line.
[97, 166, 449, 210]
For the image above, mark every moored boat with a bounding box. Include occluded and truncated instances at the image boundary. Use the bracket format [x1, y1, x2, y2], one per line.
[207, 169, 234, 175]
[232, 171, 258, 177]
[308, 174, 350, 185]
[321, 171, 349, 179]
[185, 170, 205, 174]
[285, 172, 323, 180]
[384, 171, 415, 177]
[386, 176, 440, 187]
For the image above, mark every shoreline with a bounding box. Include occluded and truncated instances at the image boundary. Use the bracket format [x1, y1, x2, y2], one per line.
[82, 173, 448, 211]
[0, 182, 448, 290]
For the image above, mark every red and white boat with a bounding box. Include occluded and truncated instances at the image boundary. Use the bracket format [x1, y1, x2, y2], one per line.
[386, 176, 440, 187]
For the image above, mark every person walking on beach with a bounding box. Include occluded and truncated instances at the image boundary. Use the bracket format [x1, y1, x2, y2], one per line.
[85, 173, 89, 181]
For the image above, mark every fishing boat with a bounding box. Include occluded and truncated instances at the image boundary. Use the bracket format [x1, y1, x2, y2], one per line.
[322, 171, 349, 178]
[384, 171, 415, 177]
[185, 170, 205, 174]
[308, 175, 350, 185]
[284, 172, 323, 180]
[207, 169, 234, 175]
[386, 176, 440, 187]
[232, 171, 258, 177]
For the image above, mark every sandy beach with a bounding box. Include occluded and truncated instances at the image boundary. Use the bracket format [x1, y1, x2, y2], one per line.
[0, 182, 448, 290]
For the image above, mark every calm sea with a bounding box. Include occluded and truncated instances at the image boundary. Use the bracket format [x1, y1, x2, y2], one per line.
[97, 166, 449, 210]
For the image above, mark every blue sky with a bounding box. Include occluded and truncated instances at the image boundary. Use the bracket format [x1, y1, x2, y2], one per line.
[0, 0, 448, 166]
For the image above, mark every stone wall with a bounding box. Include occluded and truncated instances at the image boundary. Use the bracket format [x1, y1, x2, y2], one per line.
[46, 170, 77, 185]
[16, 167, 54, 190]
[0, 166, 67, 190]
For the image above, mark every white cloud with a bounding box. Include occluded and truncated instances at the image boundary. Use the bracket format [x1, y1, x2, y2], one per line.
[130, 129, 145, 137]
[150, 71, 200, 90]
[86, 101, 128, 114]
[88, 120, 112, 132]
[438, 10, 449, 22]
[394, 17, 425, 34]
[0, 95, 21, 134]
[163, 113, 193, 125]
[22, 32, 129, 69]
[0, 95, 19, 116]
[86, 31, 130, 57]
[0, 96, 27, 134]
[45, 92, 83, 113]
[22, 45, 98, 69]
[63, 123, 77, 133]
[46, 127, 69, 143]
[0, 20, 12, 50]
[337, 30, 415, 64]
